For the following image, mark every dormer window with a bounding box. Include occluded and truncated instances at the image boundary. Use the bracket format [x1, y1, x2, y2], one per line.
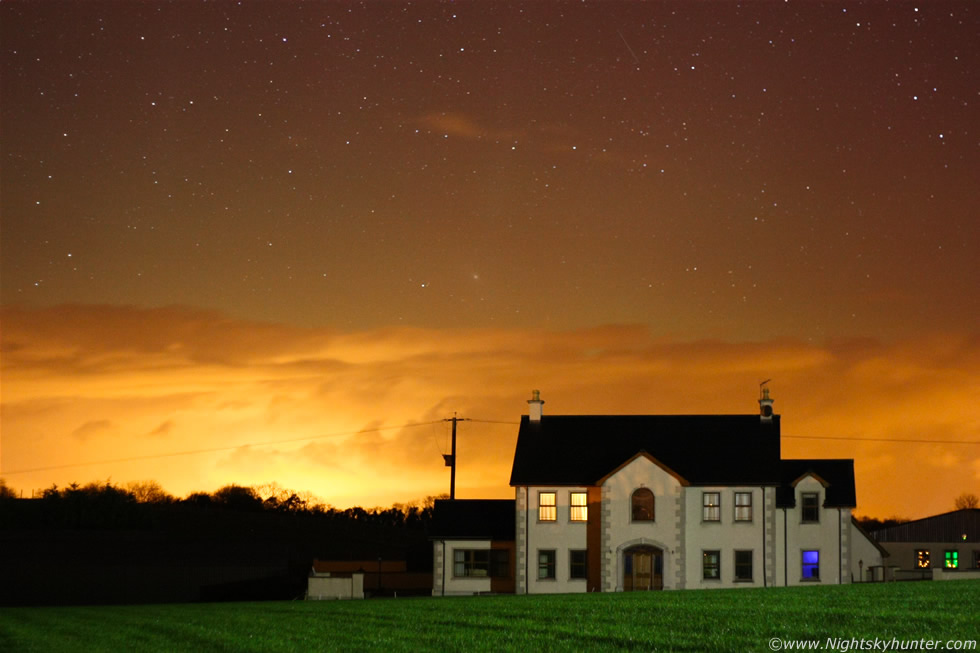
[801, 492, 820, 523]
[631, 488, 655, 521]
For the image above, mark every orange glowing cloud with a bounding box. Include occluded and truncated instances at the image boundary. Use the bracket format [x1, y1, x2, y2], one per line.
[1, 304, 977, 517]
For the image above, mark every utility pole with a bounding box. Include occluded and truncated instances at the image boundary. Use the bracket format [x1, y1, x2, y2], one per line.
[442, 414, 468, 500]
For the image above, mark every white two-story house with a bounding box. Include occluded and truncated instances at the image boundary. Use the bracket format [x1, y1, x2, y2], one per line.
[432, 390, 882, 595]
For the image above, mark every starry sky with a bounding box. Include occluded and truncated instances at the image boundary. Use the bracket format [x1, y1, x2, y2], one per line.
[1, 1, 977, 518]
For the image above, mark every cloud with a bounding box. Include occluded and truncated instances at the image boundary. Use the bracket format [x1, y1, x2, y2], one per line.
[1, 304, 977, 518]
[71, 419, 115, 442]
[419, 112, 489, 140]
[147, 420, 175, 438]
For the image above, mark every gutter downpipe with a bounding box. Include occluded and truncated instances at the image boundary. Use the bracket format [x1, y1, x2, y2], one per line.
[441, 540, 446, 596]
[525, 486, 530, 594]
[762, 486, 767, 588]
[783, 507, 788, 586]
[838, 508, 843, 585]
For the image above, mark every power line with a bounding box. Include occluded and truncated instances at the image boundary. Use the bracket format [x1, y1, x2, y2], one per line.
[4, 418, 975, 477]
[0, 420, 445, 476]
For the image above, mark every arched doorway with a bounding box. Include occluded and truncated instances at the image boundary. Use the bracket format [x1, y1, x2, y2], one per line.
[623, 545, 663, 591]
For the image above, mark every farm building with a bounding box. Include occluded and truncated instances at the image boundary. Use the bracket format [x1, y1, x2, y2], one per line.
[869, 509, 980, 581]
[432, 390, 883, 595]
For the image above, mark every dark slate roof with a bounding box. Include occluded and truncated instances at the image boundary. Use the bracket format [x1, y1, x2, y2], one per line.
[430, 499, 516, 540]
[775, 459, 857, 508]
[509, 414, 783, 487]
[869, 509, 980, 543]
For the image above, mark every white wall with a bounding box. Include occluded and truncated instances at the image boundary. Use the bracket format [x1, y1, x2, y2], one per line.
[933, 568, 980, 581]
[683, 486, 767, 589]
[850, 522, 885, 582]
[307, 572, 364, 600]
[776, 476, 846, 586]
[602, 456, 683, 591]
[523, 486, 588, 594]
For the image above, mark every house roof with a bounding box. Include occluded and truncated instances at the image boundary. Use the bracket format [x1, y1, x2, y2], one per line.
[776, 459, 857, 508]
[868, 508, 980, 543]
[430, 499, 516, 540]
[509, 414, 783, 487]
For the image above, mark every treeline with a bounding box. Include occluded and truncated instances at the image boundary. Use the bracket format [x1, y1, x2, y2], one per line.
[854, 515, 910, 532]
[0, 478, 442, 531]
[0, 478, 443, 605]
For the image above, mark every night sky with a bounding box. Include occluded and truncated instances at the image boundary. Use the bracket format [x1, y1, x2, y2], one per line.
[2, 1, 977, 518]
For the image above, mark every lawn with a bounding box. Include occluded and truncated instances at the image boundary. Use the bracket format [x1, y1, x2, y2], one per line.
[1, 581, 978, 652]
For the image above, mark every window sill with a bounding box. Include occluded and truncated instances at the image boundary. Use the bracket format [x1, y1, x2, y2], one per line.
[800, 578, 821, 583]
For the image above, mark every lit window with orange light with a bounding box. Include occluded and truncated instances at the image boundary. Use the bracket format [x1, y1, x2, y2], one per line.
[538, 492, 556, 521]
[569, 492, 587, 522]
[915, 549, 930, 569]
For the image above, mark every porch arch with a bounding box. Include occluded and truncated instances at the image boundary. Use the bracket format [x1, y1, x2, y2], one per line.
[616, 538, 670, 591]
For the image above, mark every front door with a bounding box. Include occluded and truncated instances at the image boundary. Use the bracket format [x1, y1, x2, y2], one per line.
[624, 546, 663, 591]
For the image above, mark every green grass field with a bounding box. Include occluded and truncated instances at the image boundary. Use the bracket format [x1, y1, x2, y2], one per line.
[1, 581, 978, 652]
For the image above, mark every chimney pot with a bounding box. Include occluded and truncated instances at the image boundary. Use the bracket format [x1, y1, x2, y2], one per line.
[528, 390, 544, 422]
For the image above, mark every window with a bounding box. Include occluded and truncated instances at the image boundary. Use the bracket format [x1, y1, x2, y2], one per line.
[734, 550, 753, 581]
[703, 492, 720, 521]
[915, 549, 931, 569]
[490, 549, 510, 578]
[801, 492, 820, 522]
[802, 550, 819, 580]
[702, 550, 720, 579]
[454, 549, 490, 577]
[974, 551, 980, 569]
[734, 492, 752, 521]
[570, 492, 588, 522]
[632, 488, 655, 521]
[538, 550, 556, 579]
[538, 492, 556, 521]
[569, 549, 587, 579]
[944, 550, 959, 569]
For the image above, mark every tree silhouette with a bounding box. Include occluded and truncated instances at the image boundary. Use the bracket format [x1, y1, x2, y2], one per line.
[0, 478, 16, 500]
[126, 480, 173, 504]
[213, 484, 263, 511]
[954, 492, 979, 510]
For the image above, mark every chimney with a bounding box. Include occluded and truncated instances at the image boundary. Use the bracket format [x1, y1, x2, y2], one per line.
[528, 389, 544, 422]
[759, 383, 774, 422]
